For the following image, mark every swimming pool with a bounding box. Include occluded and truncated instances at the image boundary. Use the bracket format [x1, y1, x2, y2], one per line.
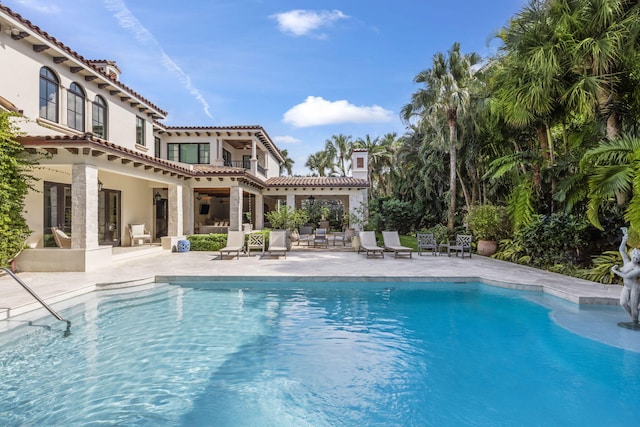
[1, 280, 639, 426]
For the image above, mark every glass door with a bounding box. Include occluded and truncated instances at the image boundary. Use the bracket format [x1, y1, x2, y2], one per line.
[98, 189, 121, 246]
[43, 181, 72, 247]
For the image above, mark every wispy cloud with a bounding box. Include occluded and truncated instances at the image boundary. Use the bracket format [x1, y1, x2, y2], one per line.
[270, 9, 348, 38]
[273, 135, 301, 144]
[13, 0, 60, 14]
[283, 96, 393, 127]
[103, 0, 213, 120]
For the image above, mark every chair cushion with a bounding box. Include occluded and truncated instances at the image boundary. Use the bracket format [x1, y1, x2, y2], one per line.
[130, 224, 145, 235]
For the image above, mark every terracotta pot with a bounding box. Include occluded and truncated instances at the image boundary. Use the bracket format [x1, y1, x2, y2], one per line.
[477, 239, 498, 256]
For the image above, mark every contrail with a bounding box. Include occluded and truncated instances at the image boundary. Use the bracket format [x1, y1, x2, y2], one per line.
[103, 0, 214, 120]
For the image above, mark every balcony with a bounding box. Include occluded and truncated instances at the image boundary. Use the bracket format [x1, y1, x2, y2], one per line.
[224, 161, 266, 177]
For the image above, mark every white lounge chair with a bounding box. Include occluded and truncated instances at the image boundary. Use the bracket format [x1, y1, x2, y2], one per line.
[267, 230, 288, 258]
[382, 231, 413, 258]
[51, 226, 71, 249]
[219, 230, 245, 259]
[128, 224, 152, 246]
[357, 231, 384, 258]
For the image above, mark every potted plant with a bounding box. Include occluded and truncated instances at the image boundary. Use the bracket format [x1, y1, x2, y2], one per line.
[464, 205, 510, 256]
[265, 206, 309, 250]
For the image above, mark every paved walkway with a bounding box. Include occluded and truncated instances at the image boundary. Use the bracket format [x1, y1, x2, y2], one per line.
[1, 247, 622, 322]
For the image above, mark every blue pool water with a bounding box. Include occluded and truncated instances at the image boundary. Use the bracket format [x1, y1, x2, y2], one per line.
[1, 281, 639, 426]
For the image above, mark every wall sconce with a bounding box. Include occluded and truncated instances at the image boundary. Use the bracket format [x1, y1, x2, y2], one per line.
[98, 180, 104, 191]
[154, 192, 162, 204]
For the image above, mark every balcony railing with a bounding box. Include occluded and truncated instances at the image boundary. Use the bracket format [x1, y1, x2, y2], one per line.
[224, 161, 266, 177]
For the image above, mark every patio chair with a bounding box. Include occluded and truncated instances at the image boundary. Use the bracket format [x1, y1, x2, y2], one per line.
[51, 226, 71, 249]
[382, 231, 413, 258]
[297, 226, 314, 246]
[246, 232, 265, 256]
[357, 231, 384, 258]
[439, 234, 473, 258]
[329, 230, 346, 246]
[128, 224, 152, 246]
[417, 233, 438, 256]
[266, 230, 288, 258]
[314, 228, 328, 248]
[219, 230, 245, 260]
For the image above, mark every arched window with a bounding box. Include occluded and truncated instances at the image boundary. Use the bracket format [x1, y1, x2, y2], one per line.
[67, 82, 85, 131]
[92, 95, 107, 138]
[39, 67, 59, 122]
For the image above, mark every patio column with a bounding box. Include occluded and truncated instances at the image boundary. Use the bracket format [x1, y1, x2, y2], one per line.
[255, 193, 264, 230]
[250, 138, 258, 175]
[349, 190, 367, 231]
[71, 163, 99, 249]
[286, 193, 295, 209]
[168, 184, 183, 236]
[229, 186, 243, 231]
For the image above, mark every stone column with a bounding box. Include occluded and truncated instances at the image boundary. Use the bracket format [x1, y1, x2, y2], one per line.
[229, 186, 243, 231]
[286, 193, 296, 209]
[255, 193, 264, 230]
[250, 138, 258, 175]
[349, 190, 368, 231]
[71, 163, 99, 249]
[168, 184, 183, 236]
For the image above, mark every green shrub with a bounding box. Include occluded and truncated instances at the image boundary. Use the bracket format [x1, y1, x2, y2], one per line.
[188, 234, 228, 251]
[464, 205, 510, 241]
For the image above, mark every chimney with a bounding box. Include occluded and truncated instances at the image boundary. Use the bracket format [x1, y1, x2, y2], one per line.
[88, 60, 122, 81]
[351, 149, 368, 181]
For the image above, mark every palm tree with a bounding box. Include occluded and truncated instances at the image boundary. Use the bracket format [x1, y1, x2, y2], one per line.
[402, 42, 481, 232]
[279, 149, 295, 176]
[325, 134, 353, 177]
[305, 150, 335, 177]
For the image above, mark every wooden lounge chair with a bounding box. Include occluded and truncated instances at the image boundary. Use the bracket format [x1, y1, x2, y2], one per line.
[219, 230, 245, 259]
[128, 224, 152, 246]
[266, 230, 288, 258]
[439, 234, 473, 258]
[51, 226, 71, 249]
[382, 231, 413, 258]
[357, 231, 384, 258]
[417, 233, 438, 256]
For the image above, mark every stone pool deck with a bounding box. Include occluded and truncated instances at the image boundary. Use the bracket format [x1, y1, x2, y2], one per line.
[0, 247, 623, 322]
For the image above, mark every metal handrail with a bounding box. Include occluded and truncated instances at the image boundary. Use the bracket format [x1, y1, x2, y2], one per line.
[1, 267, 71, 337]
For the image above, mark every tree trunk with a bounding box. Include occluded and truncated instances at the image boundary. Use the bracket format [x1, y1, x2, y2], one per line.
[457, 168, 471, 211]
[447, 110, 457, 233]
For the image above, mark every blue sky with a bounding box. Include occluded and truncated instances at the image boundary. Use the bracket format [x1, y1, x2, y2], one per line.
[5, 0, 526, 175]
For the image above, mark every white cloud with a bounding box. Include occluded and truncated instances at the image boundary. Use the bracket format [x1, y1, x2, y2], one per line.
[103, 0, 213, 120]
[14, 0, 60, 14]
[273, 135, 301, 144]
[270, 9, 348, 37]
[283, 96, 394, 127]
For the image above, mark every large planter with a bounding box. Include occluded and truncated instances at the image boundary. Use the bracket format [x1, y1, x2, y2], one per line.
[351, 235, 361, 250]
[477, 239, 498, 256]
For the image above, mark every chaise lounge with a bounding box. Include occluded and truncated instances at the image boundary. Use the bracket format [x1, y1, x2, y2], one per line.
[219, 230, 245, 260]
[266, 230, 288, 258]
[357, 231, 384, 258]
[382, 231, 413, 258]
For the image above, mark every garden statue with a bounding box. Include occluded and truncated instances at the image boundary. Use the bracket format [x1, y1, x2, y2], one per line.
[611, 227, 640, 330]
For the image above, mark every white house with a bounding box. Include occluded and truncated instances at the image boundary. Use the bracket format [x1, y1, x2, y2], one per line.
[0, 5, 368, 272]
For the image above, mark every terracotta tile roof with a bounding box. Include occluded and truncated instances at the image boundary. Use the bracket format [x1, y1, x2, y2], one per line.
[192, 165, 250, 175]
[265, 176, 368, 188]
[0, 4, 167, 117]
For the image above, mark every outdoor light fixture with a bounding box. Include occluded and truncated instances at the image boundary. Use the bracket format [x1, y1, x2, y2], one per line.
[98, 180, 104, 191]
[154, 192, 162, 204]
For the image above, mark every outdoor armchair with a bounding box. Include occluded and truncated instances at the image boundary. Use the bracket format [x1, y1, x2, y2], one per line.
[439, 234, 473, 258]
[417, 233, 438, 256]
[128, 224, 152, 246]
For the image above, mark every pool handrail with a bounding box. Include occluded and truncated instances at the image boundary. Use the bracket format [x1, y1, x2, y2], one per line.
[1, 267, 71, 337]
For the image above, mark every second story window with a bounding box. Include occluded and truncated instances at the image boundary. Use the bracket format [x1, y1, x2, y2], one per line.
[154, 137, 161, 158]
[39, 67, 59, 122]
[223, 149, 231, 166]
[136, 116, 145, 146]
[167, 143, 210, 164]
[67, 83, 85, 131]
[92, 96, 107, 138]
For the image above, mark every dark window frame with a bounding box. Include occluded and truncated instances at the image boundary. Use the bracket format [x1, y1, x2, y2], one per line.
[92, 95, 107, 138]
[67, 82, 85, 131]
[136, 116, 145, 146]
[167, 142, 210, 164]
[39, 67, 59, 122]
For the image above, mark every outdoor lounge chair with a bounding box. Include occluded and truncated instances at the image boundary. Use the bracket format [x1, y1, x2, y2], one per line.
[297, 226, 314, 246]
[417, 233, 438, 256]
[314, 228, 328, 248]
[267, 230, 287, 258]
[357, 231, 384, 258]
[439, 234, 473, 258]
[382, 231, 413, 258]
[128, 224, 152, 246]
[219, 230, 245, 259]
[51, 226, 71, 249]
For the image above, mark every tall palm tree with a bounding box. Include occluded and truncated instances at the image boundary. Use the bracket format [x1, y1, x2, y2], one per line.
[325, 134, 353, 177]
[279, 149, 295, 176]
[305, 150, 335, 177]
[402, 42, 481, 232]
